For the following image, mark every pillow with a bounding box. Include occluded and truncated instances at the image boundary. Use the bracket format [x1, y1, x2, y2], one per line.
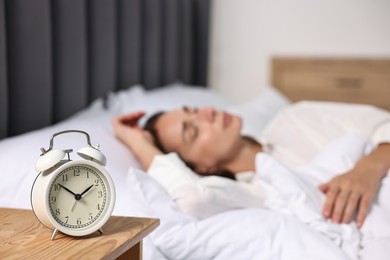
[107, 83, 235, 125]
[226, 85, 291, 137]
[106, 83, 290, 132]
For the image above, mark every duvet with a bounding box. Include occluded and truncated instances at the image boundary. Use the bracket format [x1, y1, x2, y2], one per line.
[124, 134, 390, 260]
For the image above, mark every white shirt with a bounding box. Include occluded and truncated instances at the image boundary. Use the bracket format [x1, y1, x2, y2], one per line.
[148, 101, 390, 219]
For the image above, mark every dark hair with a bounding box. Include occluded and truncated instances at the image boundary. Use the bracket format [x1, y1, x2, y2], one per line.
[144, 111, 167, 153]
[144, 111, 236, 180]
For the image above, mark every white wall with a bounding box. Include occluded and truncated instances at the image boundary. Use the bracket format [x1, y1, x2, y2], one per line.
[208, 0, 390, 103]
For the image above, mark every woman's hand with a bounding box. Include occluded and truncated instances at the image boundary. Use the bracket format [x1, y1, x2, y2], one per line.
[319, 165, 381, 228]
[319, 144, 390, 228]
[112, 112, 162, 169]
[112, 111, 153, 148]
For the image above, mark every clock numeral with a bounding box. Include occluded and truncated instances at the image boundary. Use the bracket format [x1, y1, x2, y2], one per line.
[86, 171, 90, 178]
[62, 174, 68, 182]
[98, 191, 103, 198]
[88, 213, 93, 220]
[65, 216, 69, 224]
[51, 196, 56, 204]
[94, 179, 99, 186]
[56, 208, 61, 216]
[96, 204, 100, 211]
[77, 218, 82, 225]
[54, 184, 61, 191]
[74, 169, 81, 176]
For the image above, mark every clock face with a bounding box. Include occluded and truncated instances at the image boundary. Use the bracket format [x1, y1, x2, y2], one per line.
[48, 164, 109, 230]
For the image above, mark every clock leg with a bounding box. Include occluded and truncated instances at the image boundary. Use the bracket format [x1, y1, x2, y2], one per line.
[98, 228, 104, 235]
[50, 228, 59, 240]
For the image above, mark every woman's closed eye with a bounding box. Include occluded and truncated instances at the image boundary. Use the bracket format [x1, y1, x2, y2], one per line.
[183, 121, 199, 143]
[182, 106, 198, 114]
[182, 106, 199, 143]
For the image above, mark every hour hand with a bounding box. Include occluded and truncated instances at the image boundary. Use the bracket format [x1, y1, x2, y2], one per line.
[80, 184, 94, 197]
[59, 184, 77, 196]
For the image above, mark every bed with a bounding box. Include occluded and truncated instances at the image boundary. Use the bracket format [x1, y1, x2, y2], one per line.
[1, 1, 390, 259]
[2, 80, 390, 260]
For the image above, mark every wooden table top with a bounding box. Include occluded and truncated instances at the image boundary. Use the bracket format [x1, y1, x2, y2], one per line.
[0, 208, 159, 259]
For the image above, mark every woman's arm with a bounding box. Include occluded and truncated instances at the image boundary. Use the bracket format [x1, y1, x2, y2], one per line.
[148, 152, 265, 219]
[319, 143, 390, 228]
[112, 112, 162, 169]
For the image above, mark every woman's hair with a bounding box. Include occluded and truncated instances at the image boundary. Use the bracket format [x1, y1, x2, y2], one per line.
[144, 111, 167, 153]
[144, 111, 236, 180]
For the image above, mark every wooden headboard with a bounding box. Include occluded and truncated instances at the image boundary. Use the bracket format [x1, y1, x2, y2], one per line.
[271, 58, 390, 111]
[0, 0, 211, 139]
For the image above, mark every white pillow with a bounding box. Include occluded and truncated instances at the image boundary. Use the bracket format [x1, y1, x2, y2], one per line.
[107, 83, 234, 125]
[107, 83, 290, 135]
[226, 85, 291, 137]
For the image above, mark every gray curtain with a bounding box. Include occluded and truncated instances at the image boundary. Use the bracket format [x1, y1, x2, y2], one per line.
[0, 0, 210, 139]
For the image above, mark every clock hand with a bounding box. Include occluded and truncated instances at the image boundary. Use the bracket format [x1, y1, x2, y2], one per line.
[59, 184, 79, 211]
[59, 184, 77, 196]
[71, 185, 94, 212]
[71, 200, 77, 212]
[59, 184, 84, 201]
[80, 184, 94, 197]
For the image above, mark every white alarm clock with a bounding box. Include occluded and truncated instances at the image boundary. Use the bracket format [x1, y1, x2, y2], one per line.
[31, 130, 116, 240]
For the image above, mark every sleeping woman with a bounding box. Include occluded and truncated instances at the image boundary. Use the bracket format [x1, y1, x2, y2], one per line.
[112, 102, 390, 228]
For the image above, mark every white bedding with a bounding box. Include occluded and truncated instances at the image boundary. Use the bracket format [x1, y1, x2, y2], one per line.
[0, 84, 290, 259]
[1, 84, 389, 259]
[125, 134, 390, 260]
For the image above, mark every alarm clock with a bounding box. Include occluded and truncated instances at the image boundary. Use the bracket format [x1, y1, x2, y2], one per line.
[31, 130, 116, 240]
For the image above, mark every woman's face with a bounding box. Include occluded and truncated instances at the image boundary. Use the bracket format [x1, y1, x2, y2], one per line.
[154, 107, 242, 174]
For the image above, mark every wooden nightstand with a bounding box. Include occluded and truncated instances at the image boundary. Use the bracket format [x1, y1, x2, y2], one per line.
[0, 208, 159, 259]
